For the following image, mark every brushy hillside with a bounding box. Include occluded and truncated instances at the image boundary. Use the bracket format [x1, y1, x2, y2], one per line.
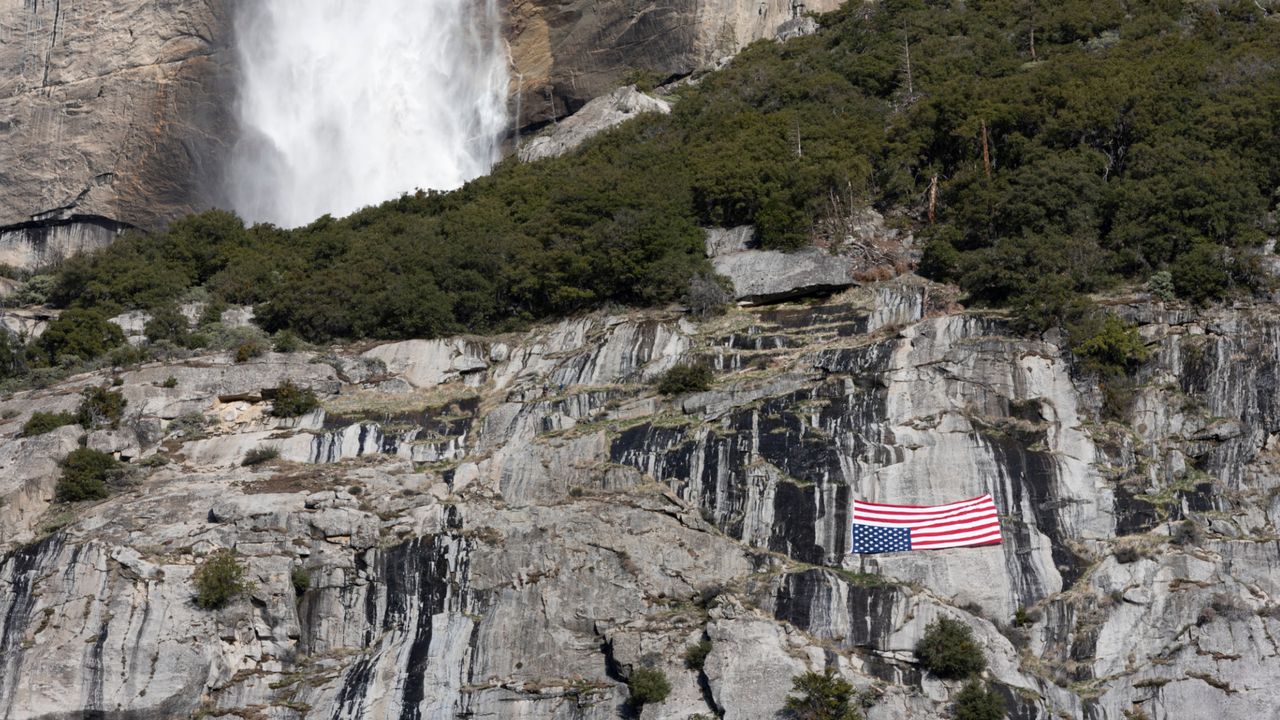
[12, 0, 1280, 364]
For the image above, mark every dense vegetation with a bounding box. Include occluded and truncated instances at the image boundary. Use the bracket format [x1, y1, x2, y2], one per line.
[915, 617, 987, 679]
[57, 448, 123, 502]
[193, 549, 252, 609]
[783, 668, 866, 720]
[10, 1, 1278, 364]
[626, 667, 671, 707]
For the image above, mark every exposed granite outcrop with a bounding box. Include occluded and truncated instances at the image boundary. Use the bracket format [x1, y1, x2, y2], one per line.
[505, 0, 845, 130]
[518, 85, 671, 161]
[3, 276, 1279, 719]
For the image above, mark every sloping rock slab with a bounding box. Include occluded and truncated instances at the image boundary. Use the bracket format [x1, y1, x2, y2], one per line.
[518, 86, 670, 162]
[713, 247, 855, 304]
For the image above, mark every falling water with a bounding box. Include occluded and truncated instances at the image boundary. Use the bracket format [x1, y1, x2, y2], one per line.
[226, 0, 508, 228]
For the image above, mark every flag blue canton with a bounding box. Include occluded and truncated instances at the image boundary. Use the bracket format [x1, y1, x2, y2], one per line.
[851, 523, 911, 554]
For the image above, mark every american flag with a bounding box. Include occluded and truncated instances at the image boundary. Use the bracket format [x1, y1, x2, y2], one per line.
[850, 494, 1002, 553]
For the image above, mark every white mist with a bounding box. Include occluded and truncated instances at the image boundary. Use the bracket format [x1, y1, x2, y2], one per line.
[227, 0, 508, 228]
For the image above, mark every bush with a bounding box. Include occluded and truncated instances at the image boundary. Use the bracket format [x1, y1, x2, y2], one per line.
[162, 375, 178, 388]
[783, 668, 863, 720]
[234, 340, 266, 363]
[57, 448, 122, 502]
[193, 549, 251, 609]
[11, 274, 55, 307]
[627, 667, 671, 707]
[1068, 313, 1149, 377]
[916, 617, 986, 679]
[657, 364, 713, 395]
[684, 273, 734, 318]
[270, 381, 320, 418]
[290, 566, 310, 596]
[953, 681, 1006, 720]
[77, 386, 127, 429]
[35, 308, 124, 366]
[273, 331, 302, 353]
[242, 445, 281, 466]
[22, 411, 77, 437]
[169, 411, 208, 438]
[1172, 520, 1202, 547]
[143, 303, 189, 344]
[684, 639, 712, 671]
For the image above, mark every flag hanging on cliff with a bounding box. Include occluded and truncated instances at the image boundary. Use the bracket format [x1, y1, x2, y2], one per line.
[851, 494, 1002, 553]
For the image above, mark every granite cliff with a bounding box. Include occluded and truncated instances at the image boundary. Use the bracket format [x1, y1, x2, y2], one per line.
[2, 267, 1278, 719]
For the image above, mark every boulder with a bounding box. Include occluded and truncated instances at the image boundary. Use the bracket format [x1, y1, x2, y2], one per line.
[518, 86, 671, 162]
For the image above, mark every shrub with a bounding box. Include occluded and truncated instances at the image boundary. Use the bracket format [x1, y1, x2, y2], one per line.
[193, 549, 251, 609]
[953, 681, 1005, 720]
[77, 386, 127, 429]
[684, 639, 712, 671]
[915, 617, 986, 679]
[242, 445, 281, 466]
[12, 274, 55, 306]
[783, 668, 863, 720]
[684, 273, 734, 318]
[139, 453, 169, 468]
[1172, 520, 1202, 547]
[143, 303, 189, 344]
[57, 448, 122, 502]
[627, 667, 671, 707]
[35, 308, 124, 366]
[234, 340, 266, 363]
[1114, 545, 1144, 564]
[657, 364, 713, 395]
[272, 331, 302, 353]
[290, 566, 310, 596]
[169, 411, 208, 438]
[22, 411, 77, 437]
[162, 375, 178, 388]
[270, 380, 320, 418]
[1146, 271, 1174, 302]
[1068, 313, 1149, 377]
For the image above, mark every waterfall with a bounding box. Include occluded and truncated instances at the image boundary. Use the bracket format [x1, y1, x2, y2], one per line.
[226, 0, 508, 228]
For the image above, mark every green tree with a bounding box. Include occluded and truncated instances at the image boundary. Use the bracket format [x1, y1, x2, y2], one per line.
[144, 303, 190, 344]
[35, 308, 124, 366]
[657, 364, 714, 395]
[953, 681, 1006, 720]
[915, 617, 986, 679]
[77, 386, 127, 429]
[270, 381, 319, 418]
[57, 448, 122, 502]
[22, 411, 77, 437]
[193, 549, 252, 610]
[627, 667, 671, 707]
[783, 668, 863, 720]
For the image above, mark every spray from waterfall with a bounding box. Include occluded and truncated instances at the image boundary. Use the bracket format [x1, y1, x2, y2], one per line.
[227, 0, 508, 228]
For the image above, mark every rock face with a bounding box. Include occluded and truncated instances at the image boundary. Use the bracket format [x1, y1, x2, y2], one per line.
[0, 0, 237, 233]
[4, 277, 1280, 719]
[506, 0, 845, 129]
[518, 85, 671, 161]
[707, 226, 857, 303]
